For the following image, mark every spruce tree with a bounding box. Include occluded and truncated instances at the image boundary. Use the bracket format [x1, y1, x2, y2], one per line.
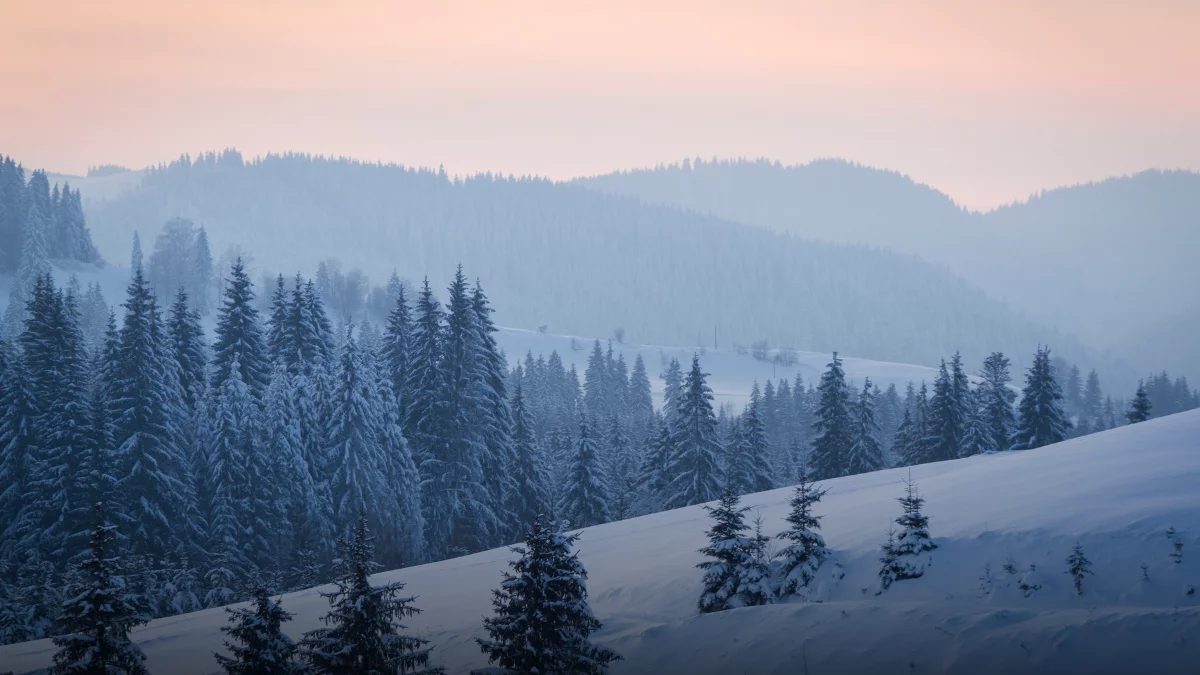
[206, 358, 258, 606]
[959, 390, 999, 457]
[478, 516, 620, 675]
[375, 371, 425, 568]
[559, 414, 610, 529]
[508, 382, 552, 534]
[298, 516, 442, 675]
[212, 258, 271, 397]
[926, 357, 968, 462]
[1126, 380, 1152, 424]
[1065, 543, 1093, 596]
[662, 355, 723, 509]
[2, 170, 52, 338]
[50, 501, 150, 675]
[1011, 346, 1071, 450]
[603, 414, 636, 521]
[726, 383, 774, 495]
[775, 466, 830, 598]
[696, 487, 772, 613]
[626, 354, 654, 442]
[109, 267, 188, 561]
[977, 352, 1017, 451]
[214, 584, 304, 675]
[877, 474, 936, 592]
[846, 378, 886, 476]
[809, 353, 853, 480]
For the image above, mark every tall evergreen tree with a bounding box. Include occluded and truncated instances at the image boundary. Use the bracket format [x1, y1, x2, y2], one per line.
[1126, 380, 1152, 424]
[1010, 346, 1071, 450]
[925, 357, 968, 463]
[50, 501, 150, 675]
[846, 378, 886, 475]
[506, 383, 552, 535]
[809, 353, 853, 480]
[626, 354, 654, 442]
[726, 383, 773, 495]
[3, 170, 52, 338]
[977, 352, 1017, 452]
[212, 258, 271, 397]
[559, 414, 610, 529]
[298, 516, 442, 675]
[478, 516, 620, 675]
[662, 355, 723, 509]
[109, 268, 188, 561]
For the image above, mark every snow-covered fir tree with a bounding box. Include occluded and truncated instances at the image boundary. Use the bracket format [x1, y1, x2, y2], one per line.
[506, 382, 552, 534]
[775, 465, 830, 598]
[299, 515, 442, 674]
[478, 515, 620, 675]
[559, 413, 611, 530]
[846, 378, 886, 476]
[50, 501, 150, 675]
[662, 355, 723, 509]
[3, 171, 53, 339]
[214, 584, 304, 675]
[603, 413, 637, 521]
[725, 383, 774, 495]
[809, 353, 853, 480]
[878, 473, 936, 592]
[1010, 346, 1071, 450]
[977, 352, 1017, 451]
[696, 487, 773, 613]
[1126, 380, 1152, 424]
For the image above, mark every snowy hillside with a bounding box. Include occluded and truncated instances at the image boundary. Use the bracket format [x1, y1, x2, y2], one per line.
[4, 411, 1198, 675]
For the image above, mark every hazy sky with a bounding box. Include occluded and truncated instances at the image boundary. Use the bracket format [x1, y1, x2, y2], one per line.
[2, 0, 1197, 209]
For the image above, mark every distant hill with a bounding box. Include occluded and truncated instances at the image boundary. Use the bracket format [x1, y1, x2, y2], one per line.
[579, 159, 1200, 378]
[75, 150, 1097, 374]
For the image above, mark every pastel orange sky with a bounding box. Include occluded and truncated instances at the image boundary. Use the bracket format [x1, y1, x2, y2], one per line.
[2, 0, 1198, 208]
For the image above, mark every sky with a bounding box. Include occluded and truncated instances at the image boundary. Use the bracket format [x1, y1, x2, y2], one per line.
[2, 0, 1198, 209]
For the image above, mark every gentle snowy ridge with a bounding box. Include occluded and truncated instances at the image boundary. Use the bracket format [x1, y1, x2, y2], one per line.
[3, 410, 1198, 674]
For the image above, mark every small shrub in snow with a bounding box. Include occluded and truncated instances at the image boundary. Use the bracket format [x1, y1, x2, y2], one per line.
[1065, 543, 1094, 596]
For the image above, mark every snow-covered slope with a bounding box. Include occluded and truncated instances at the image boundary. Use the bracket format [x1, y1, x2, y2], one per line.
[4, 411, 1199, 675]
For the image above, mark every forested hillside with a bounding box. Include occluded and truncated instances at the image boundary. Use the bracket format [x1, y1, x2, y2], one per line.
[579, 158, 1200, 379]
[80, 151, 1093, 372]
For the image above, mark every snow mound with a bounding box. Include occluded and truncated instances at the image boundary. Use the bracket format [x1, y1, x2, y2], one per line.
[4, 410, 1198, 674]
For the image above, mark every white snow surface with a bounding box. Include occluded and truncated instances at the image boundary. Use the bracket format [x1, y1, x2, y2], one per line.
[3, 411, 1199, 675]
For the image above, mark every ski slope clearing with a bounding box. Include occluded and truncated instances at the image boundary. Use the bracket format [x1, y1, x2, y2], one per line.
[3, 411, 1198, 675]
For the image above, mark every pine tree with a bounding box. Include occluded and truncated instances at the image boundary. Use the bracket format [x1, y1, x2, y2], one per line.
[1082, 370, 1104, 429]
[265, 361, 325, 570]
[775, 465, 830, 598]
[603, 414, 636, 521]
[470, 280, 517, 545]
[298, 515, 443, 674]
[626, 354, 654, 442]
[326, 329, 391, 545]
[978, 352, 1017, 452]
[846, 378, 886, 476]
[696, 488, 772, 613]
[3, 170, 52, 338]
[1065, 543, 1093, 596]
[109, 268, 189, 561]
[1126, 380, 1152, 424]
[959, 389, 998, 457]
[265, 274, 290, 364]
[809, 353, 853, 480]
[662, 355, 723, 509]
[925, 356, 969, 463]
[660, 358, 684, 427]
[380, 283, 413, 418]
[375, 371, 425, 568]
[726, 383, 773, 495]
[478, 516, 620, 675]
[50, 501, 151, 675]
[877, 473, 936, 592]
[583, 340, 610, 424]
[193, 226, 214, 315]
[507, 383, 552, 534]
[212, 258, 271, 397]
[559, 414, 610, 529]
[1011, 346, 1071, 450]
[130, 231, 143, 271]
[214, 584, 304, 675]
[206, 358, 259, 606]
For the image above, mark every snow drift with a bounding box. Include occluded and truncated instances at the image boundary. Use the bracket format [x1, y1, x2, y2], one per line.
[2, 411, 1198, 675]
